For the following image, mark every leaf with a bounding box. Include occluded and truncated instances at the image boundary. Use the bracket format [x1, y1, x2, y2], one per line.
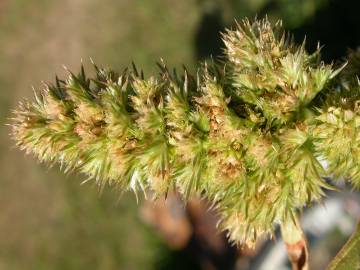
[326, 221, 360, 270]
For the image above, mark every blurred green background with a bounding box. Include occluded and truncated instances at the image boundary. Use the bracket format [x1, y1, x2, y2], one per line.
[0, 0, 359, 269]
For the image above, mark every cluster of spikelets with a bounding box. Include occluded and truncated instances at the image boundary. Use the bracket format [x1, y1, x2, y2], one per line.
[11, 18, 360, 246]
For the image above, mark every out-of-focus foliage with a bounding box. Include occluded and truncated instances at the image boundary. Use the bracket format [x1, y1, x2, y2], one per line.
[200, 0, 327, 28]
[232, 0, 326, 28]
[326, 221, 360, 270]
[11, 18, 360, 247]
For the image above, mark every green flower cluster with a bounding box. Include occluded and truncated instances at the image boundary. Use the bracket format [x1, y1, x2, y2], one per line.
[11, 18, 360, 245]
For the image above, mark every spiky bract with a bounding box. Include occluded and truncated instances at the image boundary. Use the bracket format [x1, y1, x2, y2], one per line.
[10, 18, 360, 246]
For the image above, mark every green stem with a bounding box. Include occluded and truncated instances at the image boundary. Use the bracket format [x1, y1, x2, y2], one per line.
[280, 215, 309, 270]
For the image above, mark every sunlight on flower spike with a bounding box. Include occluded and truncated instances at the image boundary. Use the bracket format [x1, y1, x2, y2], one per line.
[10, 18, 360, 269]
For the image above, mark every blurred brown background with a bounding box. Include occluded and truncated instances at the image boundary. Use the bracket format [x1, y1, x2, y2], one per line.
[0, 0, 360, 269]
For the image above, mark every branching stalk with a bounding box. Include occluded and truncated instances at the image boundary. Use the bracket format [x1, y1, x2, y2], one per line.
[281, 215, 309, 270]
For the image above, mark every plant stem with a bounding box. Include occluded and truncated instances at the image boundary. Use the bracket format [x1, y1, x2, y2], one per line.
[280, 215, 309, 270]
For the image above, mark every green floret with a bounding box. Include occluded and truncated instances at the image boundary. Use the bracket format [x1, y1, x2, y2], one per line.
[10, 18, 360, 246]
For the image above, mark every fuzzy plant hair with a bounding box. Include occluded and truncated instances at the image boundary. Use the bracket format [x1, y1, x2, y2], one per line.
[10, 18, 360, 247]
